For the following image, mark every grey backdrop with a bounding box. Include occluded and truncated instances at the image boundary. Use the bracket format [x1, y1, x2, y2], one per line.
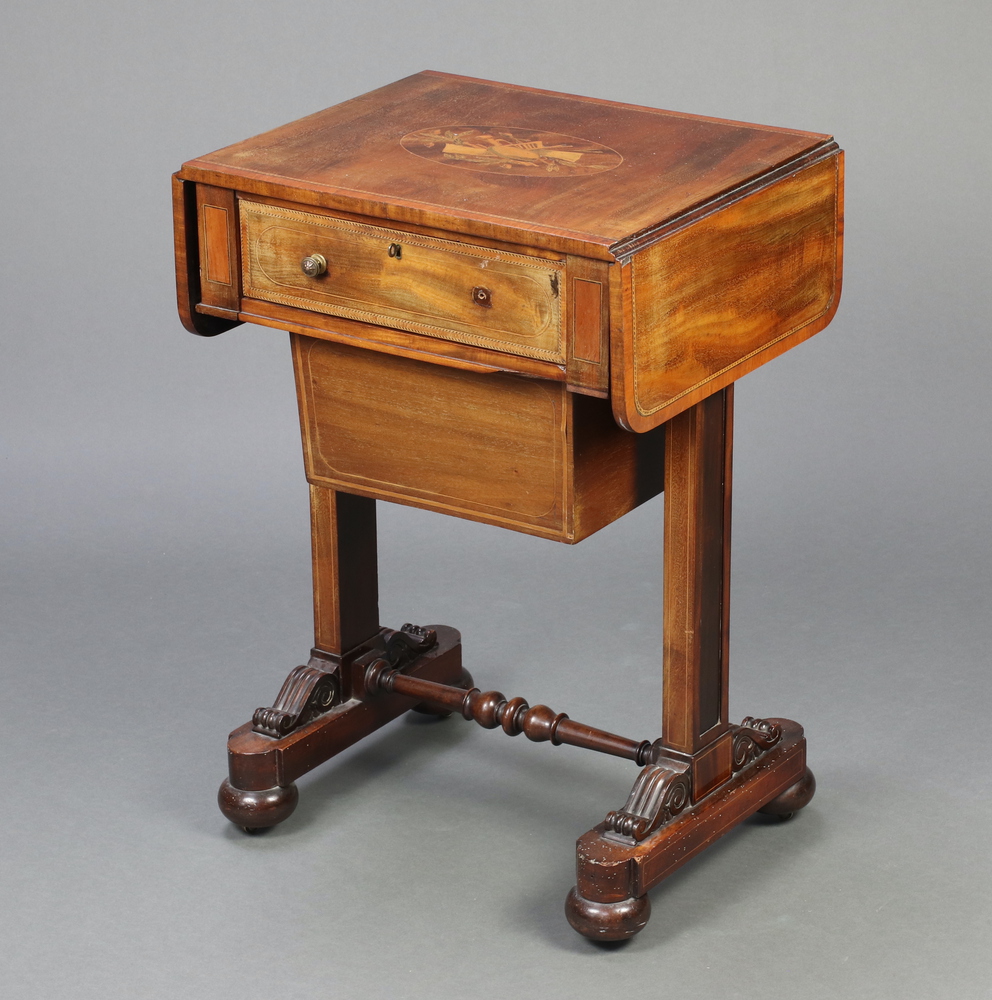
[2, 2, 990, 997]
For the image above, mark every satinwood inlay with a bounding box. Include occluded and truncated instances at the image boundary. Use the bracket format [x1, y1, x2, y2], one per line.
[400, 126, 623, 176]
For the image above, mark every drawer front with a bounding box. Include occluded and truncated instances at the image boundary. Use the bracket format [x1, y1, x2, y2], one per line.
[241, 200, 564, 362]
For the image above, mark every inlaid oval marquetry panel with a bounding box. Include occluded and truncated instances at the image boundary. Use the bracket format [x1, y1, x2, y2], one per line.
[401, 126, 623, 176]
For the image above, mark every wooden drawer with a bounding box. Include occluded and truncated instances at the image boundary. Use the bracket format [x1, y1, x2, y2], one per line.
[177, 72, 843, 431]
[242, 200, 564, 363]
[293, 335, 663, 543]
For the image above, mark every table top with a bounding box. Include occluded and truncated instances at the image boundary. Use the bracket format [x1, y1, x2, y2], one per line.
[180, 71, 833, 254]
[176, 73, 842, 434]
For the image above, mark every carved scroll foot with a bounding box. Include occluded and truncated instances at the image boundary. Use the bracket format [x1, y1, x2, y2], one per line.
[758, 766, 816, 820]
[250, 624, 442, 739]
[252, 654, 340, 739]
[565, 887, 651, 942]
[603, 758, 691, 844]
[732, 716, 783, 771]
[218, 778, 299, 832]
[222, 626, 464, 832]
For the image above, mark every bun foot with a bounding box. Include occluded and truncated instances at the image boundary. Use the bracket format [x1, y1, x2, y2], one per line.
[218, 778, 299, 832]
[565, 887, 651, 942]
[758, 766, 816, 819]
[412, 667, 475, 718]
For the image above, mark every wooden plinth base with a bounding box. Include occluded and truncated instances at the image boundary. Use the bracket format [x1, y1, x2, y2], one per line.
[218, 630, 814, 943]
[568, 718, 812, 942]
[218, 626, 464, 830]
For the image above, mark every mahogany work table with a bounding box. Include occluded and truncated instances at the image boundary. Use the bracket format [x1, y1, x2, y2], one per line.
[173, 71, 843, 942]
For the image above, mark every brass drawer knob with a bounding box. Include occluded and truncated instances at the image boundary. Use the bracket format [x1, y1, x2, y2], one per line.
[301, 253, 327, 278]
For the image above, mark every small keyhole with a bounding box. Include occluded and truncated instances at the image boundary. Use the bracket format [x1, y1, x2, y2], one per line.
[388, 243, 402, 259]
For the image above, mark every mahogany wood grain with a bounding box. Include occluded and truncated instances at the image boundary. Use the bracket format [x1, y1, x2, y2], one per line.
[182, 163, 619, 262]
[172, 174, 240, 337]
[195, 302, 240, 321]
[613, 151, 843, 432]
[240, 190, 568, 261]
[217, 780, 299, 831]
[226, 626, 464, 792]
[687, 730, 734, 801]
[239, 296, 567, 381]
[179, 71, 830, 256]
[174, 75, 836, 939]
[196, 183, 241, 312]
[571, 719, 808, 915]
[293, 335, 663, 543]
[177, 76, 842, 424]
[565, 255, 610, 396]
[241, 198, 565, 362]
[364, 663, 655, 763]
[661, 388, 732, 760]
[564, 890, 651, 941]
[307, 485, 379, 656]
[758, 766, 816, 817]
[572, 280, 603, 363]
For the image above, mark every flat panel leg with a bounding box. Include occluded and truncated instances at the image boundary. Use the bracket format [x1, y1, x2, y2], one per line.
[219, 485, 386, 830]
[310, 484, 380, 657]
[661, 385, 732, 760]
[569, 388, 816, 942]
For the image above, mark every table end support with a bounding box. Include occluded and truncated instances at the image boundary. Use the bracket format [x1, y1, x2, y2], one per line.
[217, 624, 466, 832]
[568, 718, 813, 942]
